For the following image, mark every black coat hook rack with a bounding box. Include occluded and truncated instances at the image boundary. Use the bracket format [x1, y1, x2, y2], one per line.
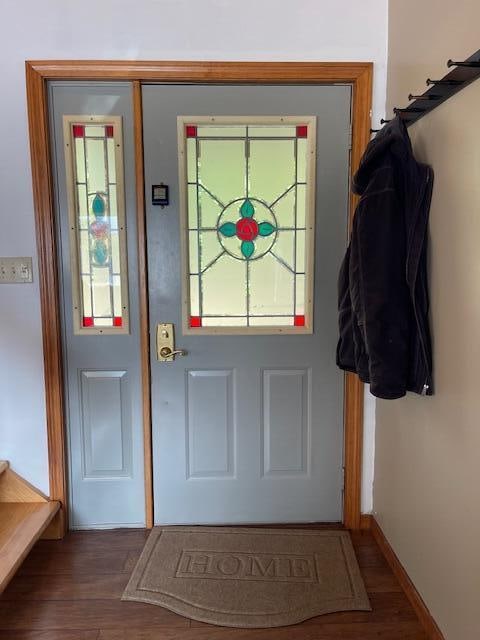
[373, 47, 480, 131]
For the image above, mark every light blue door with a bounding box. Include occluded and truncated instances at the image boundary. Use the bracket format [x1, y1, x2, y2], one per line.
[50, 82, 145, 529]
[143, 84, 351, 524]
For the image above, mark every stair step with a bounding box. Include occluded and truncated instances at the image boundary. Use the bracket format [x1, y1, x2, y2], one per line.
[0, 461, 8, 476]
[0, 501, 60, 592]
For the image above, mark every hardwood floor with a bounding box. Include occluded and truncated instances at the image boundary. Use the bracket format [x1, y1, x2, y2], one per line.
[0, 528, 428, 639]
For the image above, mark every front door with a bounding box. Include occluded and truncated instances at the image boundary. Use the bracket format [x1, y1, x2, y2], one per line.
[143, 84, 351, 524]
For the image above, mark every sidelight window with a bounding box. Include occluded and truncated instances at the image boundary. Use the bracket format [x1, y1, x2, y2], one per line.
[63, 116, 129, 334]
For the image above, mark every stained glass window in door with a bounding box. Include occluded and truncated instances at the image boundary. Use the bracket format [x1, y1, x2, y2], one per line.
[63, 116, 129, 334]
[179, 117, 316, 333]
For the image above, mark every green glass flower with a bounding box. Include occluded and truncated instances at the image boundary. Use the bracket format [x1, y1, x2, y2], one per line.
[92, 193, 106, 217]
[240, 198, 255, 218]
[218, 222, 236, 237]
[241, 240, 255, 259]
[258, 222, 275, 236]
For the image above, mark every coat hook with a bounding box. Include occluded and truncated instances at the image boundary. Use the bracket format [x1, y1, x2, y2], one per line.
[408, 93, 441, 101]
[371, 118, 391, 132]
[394, 107, 424, 114]
[426, 78, 462, 86]
[447, 59, 480, 68]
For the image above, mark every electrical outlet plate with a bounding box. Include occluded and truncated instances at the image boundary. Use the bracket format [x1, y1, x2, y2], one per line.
[0, 257, 33, 284]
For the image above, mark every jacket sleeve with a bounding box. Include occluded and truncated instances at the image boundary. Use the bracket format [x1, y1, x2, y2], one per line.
[350, 167, 411, 399]
[336, 245, 357, 372]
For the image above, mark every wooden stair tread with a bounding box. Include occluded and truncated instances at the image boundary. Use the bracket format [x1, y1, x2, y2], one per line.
[0, 501, 60, 592]
[0, 461, 8, 476]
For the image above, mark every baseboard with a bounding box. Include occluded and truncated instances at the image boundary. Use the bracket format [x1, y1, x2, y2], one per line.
[371, 517, 445, 640]
[41, 508, 67, 539]
[359, 513, 372, 530]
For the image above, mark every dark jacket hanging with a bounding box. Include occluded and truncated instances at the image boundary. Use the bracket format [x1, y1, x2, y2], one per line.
[336, 116, 434, 399]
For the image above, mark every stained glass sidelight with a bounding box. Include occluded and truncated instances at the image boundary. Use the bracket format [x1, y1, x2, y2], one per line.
[63, 116, 129, 333]
[179, 117, 316, 332]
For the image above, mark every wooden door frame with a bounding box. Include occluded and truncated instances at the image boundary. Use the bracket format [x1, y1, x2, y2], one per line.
[26, 60, 371, 537]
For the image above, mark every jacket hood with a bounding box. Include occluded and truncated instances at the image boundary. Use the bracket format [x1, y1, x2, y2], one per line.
[352, 115, 413, 196]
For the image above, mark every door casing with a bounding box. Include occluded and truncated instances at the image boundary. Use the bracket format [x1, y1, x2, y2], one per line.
[25, 60, 372, 538]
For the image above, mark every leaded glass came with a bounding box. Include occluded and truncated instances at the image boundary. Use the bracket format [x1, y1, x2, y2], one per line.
[179, 117, 316, 332]
[63, 116, 129, 333]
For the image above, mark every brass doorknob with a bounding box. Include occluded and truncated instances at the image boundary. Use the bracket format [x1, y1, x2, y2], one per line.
[159, 346, 187, 358]
[156, 323, 187, 361]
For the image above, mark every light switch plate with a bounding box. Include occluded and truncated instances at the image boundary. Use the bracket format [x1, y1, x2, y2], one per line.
[0, 257, 33, 283]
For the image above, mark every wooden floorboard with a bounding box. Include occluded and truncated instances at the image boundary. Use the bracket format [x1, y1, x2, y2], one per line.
[0, 528, 428, 640]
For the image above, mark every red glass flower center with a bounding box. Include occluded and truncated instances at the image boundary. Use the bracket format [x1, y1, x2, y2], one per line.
[236, 218, 258, 241]
[90, 220, 109, 239]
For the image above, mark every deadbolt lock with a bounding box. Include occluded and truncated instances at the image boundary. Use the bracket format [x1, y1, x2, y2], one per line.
[156, 323, 187, 362]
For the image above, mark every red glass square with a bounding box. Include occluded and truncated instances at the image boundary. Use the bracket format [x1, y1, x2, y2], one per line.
[186, 125, 197, 138]
[82, 316, 93, 327]
[296, 125, 308, 138]
[105, 125, 114, 138]
[113, 316, 122, 327]
[294, 315, 305, 327]
[190, 316, 202, 327]
[73, 125, 85, 138]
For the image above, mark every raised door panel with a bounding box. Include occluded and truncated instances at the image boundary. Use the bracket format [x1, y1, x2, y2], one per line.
[262, 369, 311, 476]
[186, 370, 235, 478]
[80, 370, 132, 478]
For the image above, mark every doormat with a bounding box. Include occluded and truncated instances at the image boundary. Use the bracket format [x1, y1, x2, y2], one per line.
[122, 527, 371, 628]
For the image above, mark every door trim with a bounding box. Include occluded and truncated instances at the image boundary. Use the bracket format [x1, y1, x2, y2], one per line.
[26, 60, 372, 536]
[132, 81, 153, 528]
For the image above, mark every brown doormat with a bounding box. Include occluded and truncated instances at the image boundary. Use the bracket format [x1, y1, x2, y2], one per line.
[122, 527, 371, 628]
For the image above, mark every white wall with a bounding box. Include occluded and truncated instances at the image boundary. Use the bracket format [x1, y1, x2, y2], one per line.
[0, 0, 387, 503]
